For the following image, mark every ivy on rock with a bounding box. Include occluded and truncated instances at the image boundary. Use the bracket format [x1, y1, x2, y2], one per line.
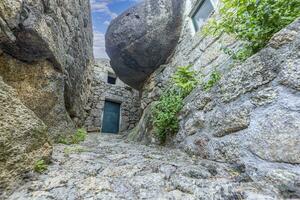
[203, 0, 300, 61]
[152, 66, 198, 143]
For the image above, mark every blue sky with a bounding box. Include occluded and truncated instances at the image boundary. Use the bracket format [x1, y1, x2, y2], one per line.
[90, 0, 140, 59]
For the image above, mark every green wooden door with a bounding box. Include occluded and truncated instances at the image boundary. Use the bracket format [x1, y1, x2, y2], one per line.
[102, 101, 121, 134]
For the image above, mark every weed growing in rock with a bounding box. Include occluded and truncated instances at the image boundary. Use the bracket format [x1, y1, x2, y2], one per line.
[64, 146, 88, 155]
[203, 0, 300, 61]
[71, 128, 87, 144]
[172, 65, 198, 96]
[57, 137, 69, 145]
[57, 128, 87, 145]
[152, 66, 198, 143]
[203, 70, 221, 91]
[34, 159, 48, 173]
[152, 89, 183, 143]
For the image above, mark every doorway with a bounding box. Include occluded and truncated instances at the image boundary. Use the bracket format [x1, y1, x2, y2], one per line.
[102, 100, 121, 134]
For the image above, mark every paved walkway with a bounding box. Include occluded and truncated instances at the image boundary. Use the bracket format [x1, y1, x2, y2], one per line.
[9, 133, 268, 200]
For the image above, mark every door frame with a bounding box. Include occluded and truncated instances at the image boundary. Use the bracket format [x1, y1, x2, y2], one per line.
[101, 98, 122, 134]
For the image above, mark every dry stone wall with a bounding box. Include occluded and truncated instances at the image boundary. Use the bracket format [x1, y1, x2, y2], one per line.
[174, 19, 300, 198]
[130, 0, 237, 143]
[85, 59, 141, 133]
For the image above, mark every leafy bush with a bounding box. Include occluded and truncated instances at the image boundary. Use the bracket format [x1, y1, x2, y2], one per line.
[203, 0, 300, 60]
[152, 89, 183, 143]
[71, 128, 87, 144]
[152, 66, 198, 143]
[172, 65, 199, 96]
[34, 159, 48, 173]
[203, 70, 221, 91]
[57, 128, 87, 145]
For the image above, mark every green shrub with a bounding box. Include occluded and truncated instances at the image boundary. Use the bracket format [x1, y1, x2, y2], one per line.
[203, 70, 222, 91]
[71, 128, 87, 144]
[172, 65, 199, 97]
[152, 89, 183, 143]
[57, 128, 87, 145]
[152, 66, 198, 143]
[34, 159, 48, 173]
[203, 0, 300, 61]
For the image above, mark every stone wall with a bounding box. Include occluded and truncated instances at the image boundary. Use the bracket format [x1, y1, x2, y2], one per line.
[129, 0, 300, 197]
[130, 0, 237, 143]
[0, 0, 94, 138]
[140, 0, 237, 110]
[85, 59, 141, 133]
[174, 19, 300, 198]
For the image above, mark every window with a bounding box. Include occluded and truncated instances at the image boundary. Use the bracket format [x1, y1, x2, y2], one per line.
[191, 0, 215, 32]
[107, 73, 116, 84]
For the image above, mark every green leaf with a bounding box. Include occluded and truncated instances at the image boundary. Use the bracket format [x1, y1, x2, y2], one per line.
[202, 0, 300, 61]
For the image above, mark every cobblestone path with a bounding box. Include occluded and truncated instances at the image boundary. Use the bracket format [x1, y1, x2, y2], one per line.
[9, 133, 270, 200]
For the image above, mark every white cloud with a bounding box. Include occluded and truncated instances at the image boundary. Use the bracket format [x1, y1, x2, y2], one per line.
[90, 0, 118, 19]
[104, 20, 110, 25]
[90, 0, 142, 18]
[93, 31, 109, 59]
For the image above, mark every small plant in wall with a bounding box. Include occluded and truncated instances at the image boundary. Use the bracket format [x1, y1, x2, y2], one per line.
[71, 128, 87, 144]
[152, 89, 183, 143]
[64, 146, 88, 155]
[203, 70, 222, 91]
[34, 159, 48, 173]
[202, 0, 300, 61]
[152, 65, 198, 143]
[57, 128, 87, 145]
[172, 65, 199, 96]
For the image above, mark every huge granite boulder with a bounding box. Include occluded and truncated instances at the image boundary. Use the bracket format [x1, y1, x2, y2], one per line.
[106, 0, 184, 89]
[0, 0, 94, 137]
[0, 76, 52, 197]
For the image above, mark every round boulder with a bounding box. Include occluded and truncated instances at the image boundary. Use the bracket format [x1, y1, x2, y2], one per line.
[105, 0, 184, 89]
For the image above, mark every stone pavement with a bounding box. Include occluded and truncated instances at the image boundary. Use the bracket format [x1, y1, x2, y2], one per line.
[8, 133, 275, 200]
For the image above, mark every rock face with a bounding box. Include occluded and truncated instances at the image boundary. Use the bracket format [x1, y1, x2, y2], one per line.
[0, 77, 52, 197]
[129, 0, 300, 196]
[0, 0, 92, 196]
[174, 21, 300, 197]
[105, 0, 184, 89]
[0, 0, 94, 137]
[0, 53, 74, 138]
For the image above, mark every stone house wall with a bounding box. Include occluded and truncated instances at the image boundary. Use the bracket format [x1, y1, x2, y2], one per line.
[131, 0, 237, 142]
[85, 59, 141, 133]
[140, 0, 239, 111]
